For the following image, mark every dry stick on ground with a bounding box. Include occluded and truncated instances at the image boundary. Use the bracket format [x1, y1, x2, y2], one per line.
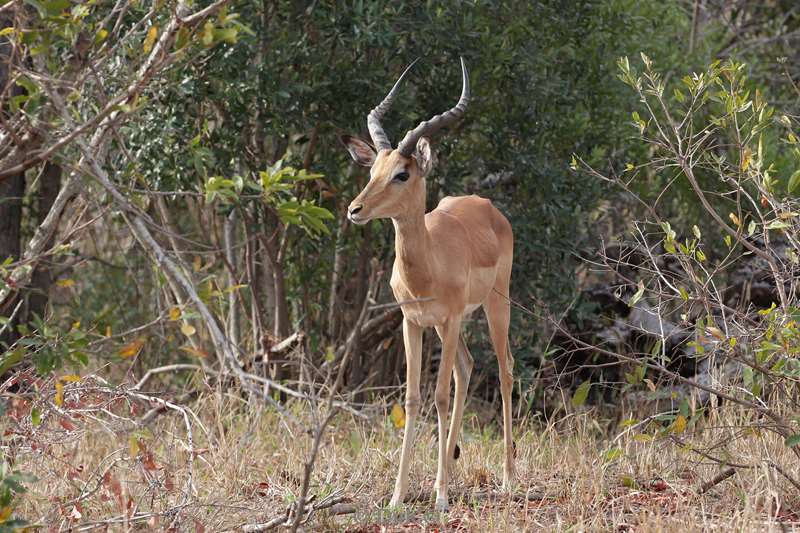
[242, 495, 353, 533]
[286, 269, 379, 533]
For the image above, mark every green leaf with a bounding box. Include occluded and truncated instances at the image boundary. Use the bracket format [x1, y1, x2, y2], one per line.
[766, 220, 790, 230]
[785, 434, 800, 448]
[788, 170, 800, 194]
[213, 27, 238, 44]
[604, 447, 623, 461]
[0, 347, 25, 375]
[42, 0, 69, 14]
[571, 380, 591, 408]
[743, 366, 753, 389]
[175, 26, 190, 50]
[201, 20, 214, 46]
[628, 280, 645, 307]
[679, 287, 689, 301]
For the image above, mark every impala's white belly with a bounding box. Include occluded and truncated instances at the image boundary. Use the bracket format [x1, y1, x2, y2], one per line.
[462, 303, 481, 318]
[400, 300, 450, 328]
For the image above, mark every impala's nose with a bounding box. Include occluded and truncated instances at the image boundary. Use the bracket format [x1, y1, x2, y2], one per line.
[348, 203, 367, 224]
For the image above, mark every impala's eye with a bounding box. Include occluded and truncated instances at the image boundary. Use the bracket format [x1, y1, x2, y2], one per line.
[393, 171, 409, 182]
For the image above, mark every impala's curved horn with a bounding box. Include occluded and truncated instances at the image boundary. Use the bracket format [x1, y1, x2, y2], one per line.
[367, 59, 419, 151]
[397, 57, 470, 157]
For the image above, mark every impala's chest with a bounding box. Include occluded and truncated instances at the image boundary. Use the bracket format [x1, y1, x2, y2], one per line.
[389, 269, 449, 327]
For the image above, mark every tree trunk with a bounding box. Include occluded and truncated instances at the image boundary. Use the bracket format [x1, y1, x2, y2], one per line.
[24, 162, 61, 323]
[0, 180, 22, 264]
[326, 214, 348, 341]
[0, 171, 23, 347]
[347, 226, 373, 399]
[258, 207, 290, 392]
[0, 11, 24, 346]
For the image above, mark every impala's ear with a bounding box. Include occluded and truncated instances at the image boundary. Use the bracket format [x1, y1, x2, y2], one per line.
[340, 135, 376, 167]
[414, 137, 433, 176]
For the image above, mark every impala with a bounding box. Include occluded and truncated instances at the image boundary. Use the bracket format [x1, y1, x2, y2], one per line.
[341, 58, 515, 512]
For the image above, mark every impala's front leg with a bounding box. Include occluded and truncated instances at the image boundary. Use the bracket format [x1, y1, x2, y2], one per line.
[433, 319, 460, 512]
[389, 318, 423, 507]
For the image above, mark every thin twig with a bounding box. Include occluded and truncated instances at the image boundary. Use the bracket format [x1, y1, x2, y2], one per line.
[368, 296, 434, 311]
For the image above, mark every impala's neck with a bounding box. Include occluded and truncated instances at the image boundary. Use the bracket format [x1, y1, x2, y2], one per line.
[392, 201, 433, 293]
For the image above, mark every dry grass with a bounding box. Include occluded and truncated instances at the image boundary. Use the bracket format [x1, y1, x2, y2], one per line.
[9, 388, 800, 532]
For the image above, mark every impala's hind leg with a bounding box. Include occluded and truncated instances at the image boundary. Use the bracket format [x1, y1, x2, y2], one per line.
[446, 334, 474, 470]
[484, 289, 515, 490]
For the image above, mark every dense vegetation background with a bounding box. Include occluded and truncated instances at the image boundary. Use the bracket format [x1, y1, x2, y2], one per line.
[2, 0, 800, 529]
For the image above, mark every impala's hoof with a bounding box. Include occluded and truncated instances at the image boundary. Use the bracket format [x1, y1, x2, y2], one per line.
[434, 497, 448, 513]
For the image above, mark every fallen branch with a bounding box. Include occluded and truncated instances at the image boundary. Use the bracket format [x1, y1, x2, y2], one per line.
[242, 494, 352, 532]
[699, 467, 737, 494]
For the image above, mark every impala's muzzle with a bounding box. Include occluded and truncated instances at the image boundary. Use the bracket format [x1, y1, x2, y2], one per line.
[347, 203, 368, 225]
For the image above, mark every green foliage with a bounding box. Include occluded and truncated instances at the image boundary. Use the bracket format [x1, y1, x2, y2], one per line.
[571, 380, 592, 408]
[12, 316, 88, 375]
[0, 459, 34, 531]
[204, 161, 333, 235]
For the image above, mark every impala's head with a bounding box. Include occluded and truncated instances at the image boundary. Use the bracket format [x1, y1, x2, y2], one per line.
[341, 58, 470, 225]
